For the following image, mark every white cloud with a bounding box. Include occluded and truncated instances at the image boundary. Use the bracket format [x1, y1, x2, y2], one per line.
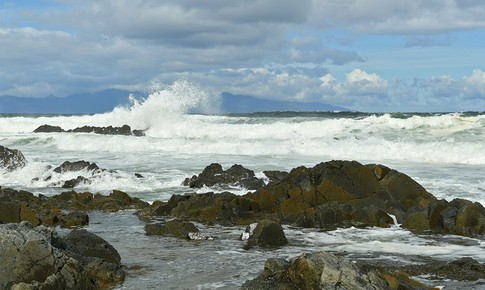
[463, 69, 485, 98]
[0, 1, 484, 112]
[345, 69, 388, 95]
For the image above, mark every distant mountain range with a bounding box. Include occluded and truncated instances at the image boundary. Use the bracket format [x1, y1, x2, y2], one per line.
[220, 93, 347, 113]
[0, 90, 348, 114]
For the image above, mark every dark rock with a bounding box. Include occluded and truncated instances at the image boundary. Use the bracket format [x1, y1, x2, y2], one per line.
[0, 222, 125, 289]
[184, 163, 265, 190]
[53, 160, 100, 173]
[62, 175, 91, 188]
[132, 129, 145, 136]
[0, 188, 148, 227]
[147, 161, 485, 237]
[0, 222, 90, 289]
[398, 257, 485, 282]
[135, 173, 143, 178]
[64, 229, 125, 288]
[144, 219, 199, 238]
[60, 211, 89, 228]
[33, 124, 65, 133]
[245, 219, 288, 249]
[262, 170, 288, 184]
[241, 251, 391, 290]
[0, 145, 27, 172]
[34, 124, 145, 136]
[404, 198, 485, 237]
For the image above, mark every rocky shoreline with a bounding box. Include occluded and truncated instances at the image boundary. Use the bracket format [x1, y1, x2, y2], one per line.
[2, 145, 485, 289]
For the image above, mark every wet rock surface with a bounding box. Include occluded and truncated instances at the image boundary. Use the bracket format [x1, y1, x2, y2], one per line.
[0, 221, 124, 289]
[0, 187, 148, 227]
[183, 163, 265, 190]
[145, 219, 200, 238]
[64, 229, 125, 288]
[0, 145, 27, 172]
[240, 251, 417, 290]
[33, 124, 145, 136]
[163, 160, 485, 237]
[244, 219, 288, 249]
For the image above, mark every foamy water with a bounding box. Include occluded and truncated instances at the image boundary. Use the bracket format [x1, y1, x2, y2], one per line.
[1, 81, 485, 289]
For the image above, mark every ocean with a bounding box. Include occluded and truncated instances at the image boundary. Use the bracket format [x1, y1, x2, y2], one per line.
[1, 85, 485, 289]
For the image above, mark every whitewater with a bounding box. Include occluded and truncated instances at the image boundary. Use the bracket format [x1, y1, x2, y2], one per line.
[1, 82, 485, 289]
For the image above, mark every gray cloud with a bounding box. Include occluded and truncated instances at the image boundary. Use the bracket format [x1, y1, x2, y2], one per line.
[0, 0, 484, 112]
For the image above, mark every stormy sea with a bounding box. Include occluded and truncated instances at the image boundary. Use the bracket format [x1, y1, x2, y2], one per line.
[1, 84, 485, 289]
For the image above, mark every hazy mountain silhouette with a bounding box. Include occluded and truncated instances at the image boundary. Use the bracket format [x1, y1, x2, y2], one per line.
[0, 90, 347, 114]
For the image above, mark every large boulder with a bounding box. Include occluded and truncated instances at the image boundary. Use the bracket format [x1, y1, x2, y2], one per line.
[241, 251, 393, 290]
[0, 221, 124, 289]
[64, 229, 125, 288]
[0, 145, 27, 172]
[244, 219, 288, 249]
[183, 163, 265, 190]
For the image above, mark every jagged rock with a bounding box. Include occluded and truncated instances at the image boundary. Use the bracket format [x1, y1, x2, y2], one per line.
[0, 145, 27, 172]
[403, 198, 485, 237]
[148, 161, 485, 237]
[244, 219, 288, 249]
[0, 188, 148, 227]
[241, 251, 393, 290]
[53, 160, 100, 173]
[62, 175, 91, 188]
[33, 124, 145, 136]
[183, 163, 265, 190]
[0, 221, 125, 289]
[144, 219, 199, 238]
[33, 124, 64, 133]
[262, 170, 289, 184]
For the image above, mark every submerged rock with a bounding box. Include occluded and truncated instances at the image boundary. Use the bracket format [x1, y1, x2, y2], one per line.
[399, 257, 485, 282]
[0, 222, 124, 289]
[0, 145, 27, 172]
[145, 219, 200, 239]
[183, 163, 265, 190]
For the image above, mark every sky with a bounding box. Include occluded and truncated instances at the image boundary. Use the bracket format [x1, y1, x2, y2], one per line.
[0, 0, 484, 112]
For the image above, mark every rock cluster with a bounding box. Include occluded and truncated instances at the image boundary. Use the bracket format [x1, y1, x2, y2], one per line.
[0, 221, 124, 289]
[240, 251, 429, 290]
[183, 163, 265, 190]
[34, 124, 145, 136]
[147, 160, 485, 237]
[0, 187, 148, 228]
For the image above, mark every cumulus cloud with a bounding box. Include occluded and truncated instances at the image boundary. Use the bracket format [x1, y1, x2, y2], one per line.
[0, 1, 484, 112]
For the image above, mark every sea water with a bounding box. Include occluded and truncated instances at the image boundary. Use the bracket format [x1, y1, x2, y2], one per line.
[1, 82, 485, 289]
